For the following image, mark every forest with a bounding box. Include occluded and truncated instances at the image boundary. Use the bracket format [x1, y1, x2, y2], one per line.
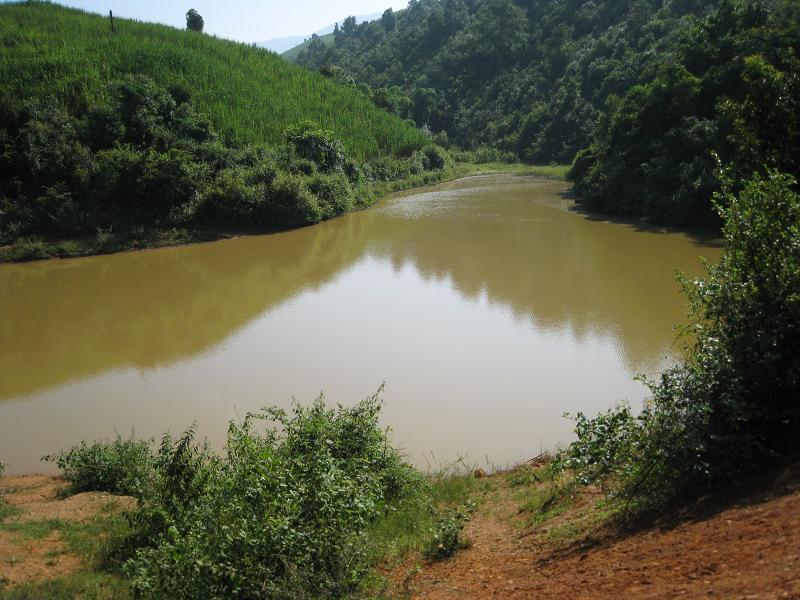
[296, 0, 800, 225]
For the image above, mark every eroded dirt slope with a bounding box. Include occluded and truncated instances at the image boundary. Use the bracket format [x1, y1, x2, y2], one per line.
[404, 475, 800, 599]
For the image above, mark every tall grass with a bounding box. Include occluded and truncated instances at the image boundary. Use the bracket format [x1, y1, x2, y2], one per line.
[0, 2, 429, 159]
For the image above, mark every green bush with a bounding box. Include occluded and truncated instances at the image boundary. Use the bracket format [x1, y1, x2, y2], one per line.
[284, 121, 347, 174]
[632, 171, 800, 499]
[261, 172, 322, 227]
[44, 438, 155, 497]
[0, 45, 444, 254]
[197, 166, 260, 225]
[451, 146, 517, 164]
[422, 501, 475, 561]
[422, 146, 449, 171]
[120, 392, 426, 599]
[561, 171, 800, 509]
[556, 404, 640, 486]
[307, 172, 354, 219]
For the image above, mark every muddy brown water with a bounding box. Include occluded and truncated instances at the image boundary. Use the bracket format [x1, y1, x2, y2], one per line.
[0, 175, 723, 473]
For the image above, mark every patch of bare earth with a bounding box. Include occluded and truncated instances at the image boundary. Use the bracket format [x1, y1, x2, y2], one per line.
[401, 474, 800, 599]
[0, 475, 135, 589]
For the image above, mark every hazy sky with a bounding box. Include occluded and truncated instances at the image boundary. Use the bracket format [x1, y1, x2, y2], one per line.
[5, 1, 408, 42]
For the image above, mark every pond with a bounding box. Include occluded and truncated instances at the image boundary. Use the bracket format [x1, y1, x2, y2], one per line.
[0, 175, 723, 473]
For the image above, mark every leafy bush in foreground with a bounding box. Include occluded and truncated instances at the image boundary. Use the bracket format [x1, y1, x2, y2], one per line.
[47, 391, 429, 598]
[560, 171, 800, 509]
[44, 438, 154, 498]
[125, 393, 427, 598]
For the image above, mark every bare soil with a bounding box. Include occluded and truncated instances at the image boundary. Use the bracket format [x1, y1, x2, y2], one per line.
[2, 473, 799, 597]
[0, 475, 135, 589]
[398, 472, 800, 600]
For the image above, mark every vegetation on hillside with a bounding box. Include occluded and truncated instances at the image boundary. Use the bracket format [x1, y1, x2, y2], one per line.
[295, 0, 800, 226]
[557, 170, 800, 511]
[569, 1, 800, 225]
[0, 3, 448, 258]
[282, 32, 335, 62]
[0, 2, 428, 158]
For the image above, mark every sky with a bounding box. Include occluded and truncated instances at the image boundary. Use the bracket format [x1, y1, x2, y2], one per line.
[5, 1, 408, 43]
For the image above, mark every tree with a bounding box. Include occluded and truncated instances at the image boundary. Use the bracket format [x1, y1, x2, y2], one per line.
[381, 8, 397, 33]
[185, 9, 204, 33]
[342, 16, 357, 35]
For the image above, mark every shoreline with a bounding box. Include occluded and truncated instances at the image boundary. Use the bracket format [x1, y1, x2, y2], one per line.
[2, 463, 798, 597]
[0, 162, 568, 265]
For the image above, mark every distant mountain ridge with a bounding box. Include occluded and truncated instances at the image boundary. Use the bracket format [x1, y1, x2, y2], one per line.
[257, 12, 382, 54]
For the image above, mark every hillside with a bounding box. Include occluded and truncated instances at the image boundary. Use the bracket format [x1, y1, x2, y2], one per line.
[266, 12, 381, 57]
[0, 2, 448, 260]
[2, 467, 799, 597]
[282, 32, 334, 61]
[0, 2, 427, 159]
[295, 0, 800, 226]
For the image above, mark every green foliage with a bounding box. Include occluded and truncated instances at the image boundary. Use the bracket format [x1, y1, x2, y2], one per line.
[0, 66, 444, 249]
[294, 0, 799, 226]
[307, 172, 355, 219]
[450, 146, 516, 165]
[185, 9, 203, 33]
[284, 122, 346, 174]
[44, 438, 154, 498]
[570, 1, 800, 225]
[560, 171, 800, 510]
[556, 405, 640, 486]
[0, 2, 429, 160]
[294, 0, 719, 163]
[48, 391, 430, 599]
[422, 501, 475, 561]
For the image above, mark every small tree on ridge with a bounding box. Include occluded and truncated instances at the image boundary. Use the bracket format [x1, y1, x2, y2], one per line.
[186, 9, 204, 33]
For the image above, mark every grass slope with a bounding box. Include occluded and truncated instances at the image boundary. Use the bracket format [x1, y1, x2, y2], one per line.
[0, 2, 427, 159]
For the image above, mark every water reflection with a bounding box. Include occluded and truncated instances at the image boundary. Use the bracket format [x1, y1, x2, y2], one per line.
[0, 175, 722, 472]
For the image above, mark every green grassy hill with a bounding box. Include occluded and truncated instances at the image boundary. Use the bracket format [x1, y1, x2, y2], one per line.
[0, 2, 450, 261]
[282, 33, 334, 62]
[0, 2, 426, 159]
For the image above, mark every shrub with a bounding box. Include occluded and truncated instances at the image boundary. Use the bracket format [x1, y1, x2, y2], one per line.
[631, 171, 800, 500]
[284, 121, 347, 174]
[423, 501, 475, 561]
[561, 171, 800, 510]
[307, 172, 354, 219]
[556, 404, 640, 486]
[44, 437, 154, 497]
[422, 145, 449, 171]
[122, 391, 426, 599]
[451, 146, 516, 164]
[196, 166, 261, 225]
[260, 172, 322, 227]
[0, 71, 448, 254]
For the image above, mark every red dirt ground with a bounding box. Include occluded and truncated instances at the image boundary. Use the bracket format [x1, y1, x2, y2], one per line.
[401, 474, 800, 599]
[2, 473, 799, 597]
[0, 475, 135, 589]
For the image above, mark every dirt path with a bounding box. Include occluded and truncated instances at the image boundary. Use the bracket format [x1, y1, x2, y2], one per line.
[405, 476, 800, 599]
[2, 473, 799, 597]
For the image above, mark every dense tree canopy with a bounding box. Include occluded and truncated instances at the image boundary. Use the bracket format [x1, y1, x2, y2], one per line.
[570, 0, 800, 225]
[296, 0, 800, 226]
[295, 0, 716, 163]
